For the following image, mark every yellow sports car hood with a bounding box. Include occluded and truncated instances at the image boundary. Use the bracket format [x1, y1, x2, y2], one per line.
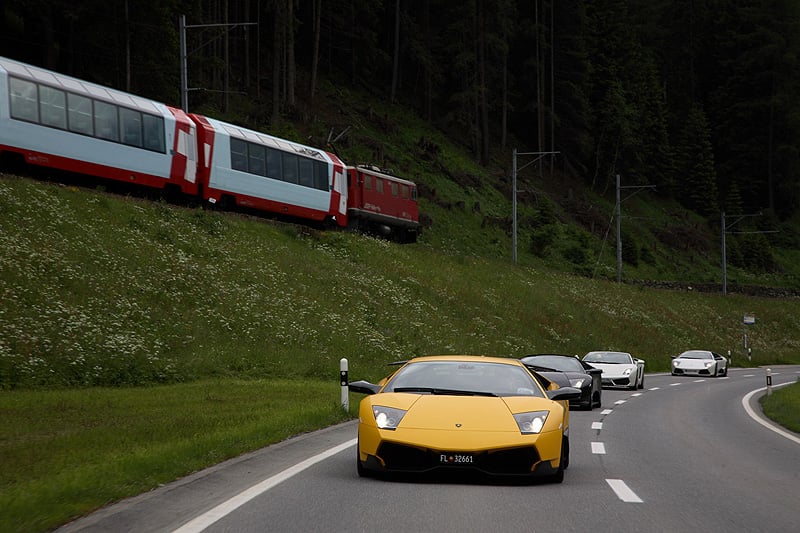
[373, 393, 561, 432]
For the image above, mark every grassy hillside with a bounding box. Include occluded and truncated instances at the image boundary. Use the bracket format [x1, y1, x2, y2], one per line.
[2, 173, 798, 391]
[229, 81, 800, 294]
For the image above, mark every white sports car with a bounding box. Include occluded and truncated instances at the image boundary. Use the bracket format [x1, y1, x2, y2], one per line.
[671, 350, 728, 377]
[582, 351, 645, 390]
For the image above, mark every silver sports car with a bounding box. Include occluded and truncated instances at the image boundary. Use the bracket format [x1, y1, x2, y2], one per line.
[583, 351, 645, 390]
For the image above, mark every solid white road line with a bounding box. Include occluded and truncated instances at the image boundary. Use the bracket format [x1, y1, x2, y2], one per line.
[606, 479, 643, 503]
[591, 442, 606, 454]
[172, 438, 358, 533]
[741, 383, 800, 445]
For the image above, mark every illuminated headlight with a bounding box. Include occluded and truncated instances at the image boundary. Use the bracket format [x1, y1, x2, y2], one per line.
[372, 406, 406, 430]
[570, 378, 585, 388]
[673, 360, 680, 367]
[704, 361, 714, 368]
[514, 411, 549, 434]
[623, 367, 632, 376]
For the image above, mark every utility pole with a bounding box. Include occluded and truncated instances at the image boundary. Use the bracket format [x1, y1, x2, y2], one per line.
[615, 174, 655, 282]
[512, 149, 558, 264]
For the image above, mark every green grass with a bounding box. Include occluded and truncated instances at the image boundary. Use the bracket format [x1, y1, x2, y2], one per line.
[760, 381, 800, 434]
[2, 167, 800, 529]
[0, 379, 352, 532]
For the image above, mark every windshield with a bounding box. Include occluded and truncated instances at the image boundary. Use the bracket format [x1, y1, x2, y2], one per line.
[523, 355, 583, 373]
[584, 351, 632, 364]
[679, 350, 712, 359]
[384, 361, 545, 398]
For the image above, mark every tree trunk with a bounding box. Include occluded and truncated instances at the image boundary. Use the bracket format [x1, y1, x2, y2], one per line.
[272, 2, 282, 125]
[391, 0, 401, 103]
[287, 0, 296, 108]
[310, 0, 321, 102]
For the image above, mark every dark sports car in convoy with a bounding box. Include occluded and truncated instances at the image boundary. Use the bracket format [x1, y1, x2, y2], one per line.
[520, 354, 603, 410]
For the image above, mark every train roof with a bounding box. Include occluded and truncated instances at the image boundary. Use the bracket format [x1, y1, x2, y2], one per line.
[349, 164, 417, 186]
[201, 115, 337, 164]
[0, 56, 166, 116]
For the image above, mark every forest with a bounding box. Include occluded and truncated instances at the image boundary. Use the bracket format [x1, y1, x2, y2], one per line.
[1, 0, 799, 223]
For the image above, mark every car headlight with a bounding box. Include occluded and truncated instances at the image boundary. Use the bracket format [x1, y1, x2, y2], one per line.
[570, 378, 585, 388]
[704, 361, 714, 368]
[623, 368, 632, 376]
[372, 406, 407, 430]
[513, 411, 549, 434]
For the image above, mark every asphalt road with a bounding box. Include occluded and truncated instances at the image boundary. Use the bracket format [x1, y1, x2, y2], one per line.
[57, 366, 800, 533]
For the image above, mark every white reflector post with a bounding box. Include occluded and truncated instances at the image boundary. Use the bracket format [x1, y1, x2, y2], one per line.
[766, 368, 772, 395]
[340, 358, 349, 410]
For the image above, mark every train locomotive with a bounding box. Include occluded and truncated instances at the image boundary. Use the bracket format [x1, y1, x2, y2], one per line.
[0, 56, 419, 243]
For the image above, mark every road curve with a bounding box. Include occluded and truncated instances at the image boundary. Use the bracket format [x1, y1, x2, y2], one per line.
[57, 366, 800, 533]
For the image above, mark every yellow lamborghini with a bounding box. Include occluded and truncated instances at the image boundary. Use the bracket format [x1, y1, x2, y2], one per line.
[348, 355, 581, 483]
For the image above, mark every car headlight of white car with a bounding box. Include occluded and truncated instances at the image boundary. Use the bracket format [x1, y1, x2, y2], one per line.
[704, 361, 714, 368]
[623, 367, 632, 376]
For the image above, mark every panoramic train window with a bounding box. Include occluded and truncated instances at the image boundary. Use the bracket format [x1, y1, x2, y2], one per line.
[120, 107, 143, 148]
[230, 138, 247, 171]
[68, 93, 93, 135]
[39, 85, 67, 129]
[9, 77, 38, 122]
[298, 157, 313, 187]
[282, 153, 298, 184]
[314, 163, 328, 190]
[142, 114, 165, 152]
[94, 101, 119, 142]
[248, 143, 266, 176]
[8, 76, 166, 153]
[266, 147, 282, 180]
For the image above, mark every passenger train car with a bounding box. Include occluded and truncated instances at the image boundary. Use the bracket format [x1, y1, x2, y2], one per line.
[0, 56, 419, 242]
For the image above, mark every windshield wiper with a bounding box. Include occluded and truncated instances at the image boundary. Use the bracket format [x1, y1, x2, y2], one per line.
[393, 387, 497, 397]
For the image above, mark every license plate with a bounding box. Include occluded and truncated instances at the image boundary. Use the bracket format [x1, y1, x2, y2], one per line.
[439, 453, 474, 465]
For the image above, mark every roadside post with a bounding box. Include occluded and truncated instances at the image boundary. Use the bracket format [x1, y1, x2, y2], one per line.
[743, 314, 755, 362]
[340, 358, 349, 411]
[766, 368, 772, 396]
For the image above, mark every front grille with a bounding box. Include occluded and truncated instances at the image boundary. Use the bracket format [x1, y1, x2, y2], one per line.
[377, 442, 541, 475]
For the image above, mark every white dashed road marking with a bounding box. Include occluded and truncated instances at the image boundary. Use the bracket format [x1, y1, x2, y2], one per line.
[591, 442, 606, 454]
[606, 479, 644, 503]
[601, 409, 613, 415]
[592, 422, 603, 430]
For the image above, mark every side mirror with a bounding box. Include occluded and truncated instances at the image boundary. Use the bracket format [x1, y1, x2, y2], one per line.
[348, 380, 381, 395]
[547, 386, 582, 402]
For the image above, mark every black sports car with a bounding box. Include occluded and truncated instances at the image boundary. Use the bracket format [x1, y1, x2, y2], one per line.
[521, 354, 602, 410]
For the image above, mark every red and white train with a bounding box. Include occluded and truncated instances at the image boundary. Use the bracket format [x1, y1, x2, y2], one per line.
[0, 56, 419, 242]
